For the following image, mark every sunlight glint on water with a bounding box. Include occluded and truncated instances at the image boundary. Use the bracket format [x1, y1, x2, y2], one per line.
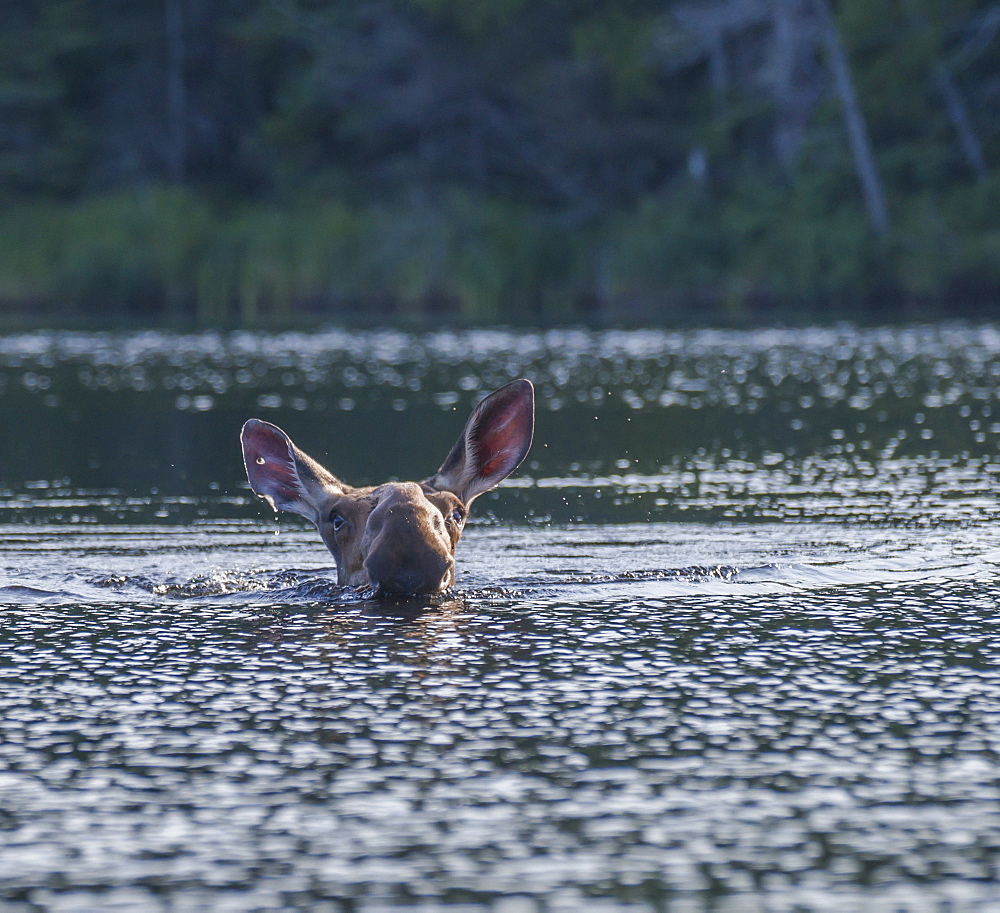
[1, 325, 1000, 912]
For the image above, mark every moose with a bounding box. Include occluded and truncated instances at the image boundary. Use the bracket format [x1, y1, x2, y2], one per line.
[241, 379, 534, 595]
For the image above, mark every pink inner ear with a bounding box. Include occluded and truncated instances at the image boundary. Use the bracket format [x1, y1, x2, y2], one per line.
[474, 388, 534, 483]
[242, 420, 300, 504]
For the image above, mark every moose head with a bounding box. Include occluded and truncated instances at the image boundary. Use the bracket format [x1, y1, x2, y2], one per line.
[241, 379, 534, 595]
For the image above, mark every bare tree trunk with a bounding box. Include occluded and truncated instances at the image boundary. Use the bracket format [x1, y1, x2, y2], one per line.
[935, 64, 988, 179]
[165, 0, 187, 183]
[771, 0, 798, 171]
[815, 0, 890, 236]
[902, 0, 988, 180]
[708, 32, 728, 97]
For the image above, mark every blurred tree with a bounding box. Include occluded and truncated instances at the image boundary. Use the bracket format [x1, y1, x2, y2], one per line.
[0, 0, 998, 321]
[165, 0, 187, 182]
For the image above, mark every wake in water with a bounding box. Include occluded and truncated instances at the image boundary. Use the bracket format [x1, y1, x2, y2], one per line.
[81, 563, 756, 607]
[89, 569, 352, 601]
[3, 530, 993, 608]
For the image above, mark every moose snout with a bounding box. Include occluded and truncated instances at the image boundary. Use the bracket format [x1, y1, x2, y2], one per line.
[364, 547, 454, 595]
[361, 492, 456, 595]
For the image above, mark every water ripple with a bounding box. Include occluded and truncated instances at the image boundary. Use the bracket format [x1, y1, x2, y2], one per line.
[4, 326, 1000, 911]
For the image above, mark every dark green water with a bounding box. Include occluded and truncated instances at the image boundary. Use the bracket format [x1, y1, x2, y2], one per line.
[2, 326, 1000, 912]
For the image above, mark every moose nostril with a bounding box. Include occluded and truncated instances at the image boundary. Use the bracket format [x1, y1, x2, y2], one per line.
[365, 552, 453, 595]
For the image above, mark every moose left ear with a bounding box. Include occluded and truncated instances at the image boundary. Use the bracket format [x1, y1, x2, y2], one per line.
[427, 379, 534, 504]
[241, 419, 344, 525]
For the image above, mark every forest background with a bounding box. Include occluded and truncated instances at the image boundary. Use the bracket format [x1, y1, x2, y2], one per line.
[3, 0, 1000, 328]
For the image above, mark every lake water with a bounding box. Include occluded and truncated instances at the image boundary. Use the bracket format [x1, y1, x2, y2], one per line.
[2, 325, 1000, 912]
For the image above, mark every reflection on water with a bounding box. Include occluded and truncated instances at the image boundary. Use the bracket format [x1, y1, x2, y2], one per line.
[2, 325, 1000, 911]
[3, 324, 1000, 526]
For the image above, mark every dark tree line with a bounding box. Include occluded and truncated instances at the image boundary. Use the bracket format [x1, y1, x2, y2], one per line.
[2, 0, 999, 324]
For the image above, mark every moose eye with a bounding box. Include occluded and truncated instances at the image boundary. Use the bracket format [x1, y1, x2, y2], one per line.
[451, 508, 466, 525]
[330, 513, 346, 532]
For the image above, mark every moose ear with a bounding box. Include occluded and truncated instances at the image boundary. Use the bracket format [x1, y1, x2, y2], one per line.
[427, 379, 534, 505]
[241, 419, 343, 526]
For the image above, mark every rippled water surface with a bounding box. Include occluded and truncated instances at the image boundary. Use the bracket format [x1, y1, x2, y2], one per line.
[3, 325, 1000, 912]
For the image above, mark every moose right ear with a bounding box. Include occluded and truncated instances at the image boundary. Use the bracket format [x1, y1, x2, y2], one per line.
[241, 419, 343, 526]
[427, 379, 534, 505]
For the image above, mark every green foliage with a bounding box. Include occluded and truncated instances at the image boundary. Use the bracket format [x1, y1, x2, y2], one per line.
[572, 8, 661, 100]
[0, 188, 599, 324]
[412, 0, 531, 36]
[0, 0, 999, 325]
[606, 171, 872, 318]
